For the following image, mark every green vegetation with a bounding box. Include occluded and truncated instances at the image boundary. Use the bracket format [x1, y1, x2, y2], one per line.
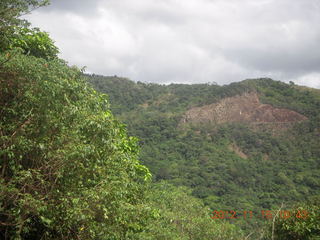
[88, 75, 320, 238]
[0, 0, 50, 53]
[139, 182, 243, 240]
[0, 1, 244, 239]
[265, 198, 320, 240]
[0, 50, 155, 239]
[1, 1, 319, 239]
[8, 27, 59, 60]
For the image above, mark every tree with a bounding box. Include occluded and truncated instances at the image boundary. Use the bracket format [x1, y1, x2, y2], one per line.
[8, 27, 59, 60]
[0, 0, 49, 52]
[266, 198, 320, 240]
[0, 51, 151, 239]
[137, 182, 243, 240]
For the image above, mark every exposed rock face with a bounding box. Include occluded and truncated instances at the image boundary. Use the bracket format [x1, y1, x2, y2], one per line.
[181, 92, 307, 125]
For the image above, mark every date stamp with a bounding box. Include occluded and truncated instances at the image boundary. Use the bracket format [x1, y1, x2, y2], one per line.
[211, 210, 309, 220]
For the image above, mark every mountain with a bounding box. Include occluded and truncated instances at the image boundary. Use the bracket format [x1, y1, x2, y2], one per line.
[87, 75, 320, 231]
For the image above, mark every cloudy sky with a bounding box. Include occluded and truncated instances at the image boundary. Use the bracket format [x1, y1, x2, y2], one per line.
[26, 0, 320, 88]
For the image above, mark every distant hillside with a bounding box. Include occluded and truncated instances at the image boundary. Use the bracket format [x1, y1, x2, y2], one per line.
[180, 91, 307, 124]
[87, 75, 320, 232]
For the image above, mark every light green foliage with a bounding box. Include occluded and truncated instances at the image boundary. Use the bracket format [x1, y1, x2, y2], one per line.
[0, 52, 151, 239]
[266, 198, 320, 240]
[137, 182, 243, 240]
[8, 27, 59, 60]
[0, 0, 49, 52]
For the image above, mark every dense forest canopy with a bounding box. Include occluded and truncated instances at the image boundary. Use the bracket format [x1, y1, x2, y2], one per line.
[0, 1, 319, 239]
[87, 74, 320, 238]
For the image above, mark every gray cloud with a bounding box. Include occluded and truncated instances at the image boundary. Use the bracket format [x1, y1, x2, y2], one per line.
[26, 0, 320, 88]
[38, 0, 101, 15]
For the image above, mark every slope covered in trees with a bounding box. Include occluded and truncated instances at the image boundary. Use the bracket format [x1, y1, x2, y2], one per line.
[88, 74, 320, 236]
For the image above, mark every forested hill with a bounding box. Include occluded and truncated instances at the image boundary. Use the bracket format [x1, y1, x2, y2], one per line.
[88, 74, 320, 228]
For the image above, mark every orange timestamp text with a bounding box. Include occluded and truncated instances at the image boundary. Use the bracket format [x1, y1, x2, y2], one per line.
[211, 210, 309, 220]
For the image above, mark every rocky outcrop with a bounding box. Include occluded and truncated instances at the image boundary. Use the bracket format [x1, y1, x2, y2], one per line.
[180, 92, 307, 125]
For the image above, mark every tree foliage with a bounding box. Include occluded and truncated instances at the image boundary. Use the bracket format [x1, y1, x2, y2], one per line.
[0, 52, 151, 239]
[1, 1, 319, 239]
[8, 27, 59, 60]
[88, 75, 320, 237]
[0, 0, 49, 52]
[266, 198, 320, 240]
[138, 182, 244, 240]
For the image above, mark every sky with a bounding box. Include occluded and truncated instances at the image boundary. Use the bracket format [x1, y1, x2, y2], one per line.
[26, 0, 320, 88]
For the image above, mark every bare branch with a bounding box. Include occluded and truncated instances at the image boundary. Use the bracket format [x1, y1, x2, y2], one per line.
[272, 202, 284, 240]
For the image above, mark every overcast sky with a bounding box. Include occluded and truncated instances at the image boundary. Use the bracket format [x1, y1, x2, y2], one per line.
[26, 0, 320, 88]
